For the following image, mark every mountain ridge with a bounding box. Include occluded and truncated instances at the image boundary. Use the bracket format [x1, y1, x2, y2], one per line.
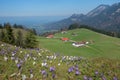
[43, 2, 120, 33]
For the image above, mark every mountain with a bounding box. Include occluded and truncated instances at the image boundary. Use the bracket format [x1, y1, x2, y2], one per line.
[43, 14, 86, 30]
[86, 4, 110, 17]
[83, 3, 120, 32]
[43, 2, 120, 33]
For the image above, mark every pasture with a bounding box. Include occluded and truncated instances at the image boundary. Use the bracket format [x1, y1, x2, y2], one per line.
[38, 29, 120, 59]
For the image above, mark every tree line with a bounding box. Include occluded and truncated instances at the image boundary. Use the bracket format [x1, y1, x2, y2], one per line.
[0, 23, 38, 48]
[68, 23, 120, 38]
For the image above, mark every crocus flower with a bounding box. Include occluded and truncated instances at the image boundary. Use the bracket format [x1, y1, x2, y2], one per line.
[20, 51, 23, 53]
[20, 60, 24, 64]
[12, 53, 15, 56]
[68, 67, 74, 73]
[1, 44, 4, 46]
[101, 76, 106, 80]
[15, 59, 18, 64]
[58, 63, 60, 66]
[11, 56, 15, 60]
[38, 53, 41, 56]
[30, 69, 33, 74]
[30, 74, 33, 79]
[75, 70, 80, 75]
[95, 71, 99, 75]
[88, 77, 93, 80]
[83, 75, 88, 80]
[33, 57, 37, 60]
[41, 70, 46, 75]
[22, 74, 26, 80]
[4, 56, 8, 61]
[52, 74, 55, 78]
[41, 62, 47, 67]
[113, 76, 118, 80]
[33, 61, 36, 65]
[17, 63, 21, 70]
[50, 67, 55, 72]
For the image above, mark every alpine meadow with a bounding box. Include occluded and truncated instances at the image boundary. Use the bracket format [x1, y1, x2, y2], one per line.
[0, 0, 120, 80]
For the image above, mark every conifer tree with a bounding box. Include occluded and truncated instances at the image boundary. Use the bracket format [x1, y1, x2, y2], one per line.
[16, 30, 24, 47]
[4, 23, 15, 44]
[25, 30, 38, 48]
[0, 29, 5, 41]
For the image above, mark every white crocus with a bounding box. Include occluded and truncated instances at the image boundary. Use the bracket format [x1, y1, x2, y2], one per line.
[15, 59, 18, 64]
[4, 56, 8, 61]
[50, 61, 52, 63]
[27, 54, 29, 57]
[33, 61, 36, 65]
[33, 57, 36, 60]
[41, 62, 47, 67]
[38, 53, 41, 56]
[22, 74, 27, 80]
[30, 74, 34, 79]
[1, 44, 4, 47]
[58, 63, 61, 66]
[20, 51, 23, 53]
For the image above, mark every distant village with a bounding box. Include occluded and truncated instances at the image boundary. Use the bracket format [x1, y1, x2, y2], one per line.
[46, 31, 93, 47]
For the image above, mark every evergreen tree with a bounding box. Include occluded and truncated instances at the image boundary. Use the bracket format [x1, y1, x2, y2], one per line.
[68, 23, 79, 30]
[13, 24, 17, 28]
[4, 23, 15, 44]
[16, 30, 24, 47]
[0, 29, 5, 41]
[32, 28, 37, 35]
[0, 24, 3, 29]
[25, 30, 38, 48]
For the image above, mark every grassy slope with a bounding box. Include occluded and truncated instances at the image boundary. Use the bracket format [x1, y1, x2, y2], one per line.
[38, 28, 120, 59]
[0, 42, 120, 79]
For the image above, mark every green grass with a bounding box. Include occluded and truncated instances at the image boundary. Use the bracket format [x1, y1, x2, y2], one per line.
[37, 28, 120, 59]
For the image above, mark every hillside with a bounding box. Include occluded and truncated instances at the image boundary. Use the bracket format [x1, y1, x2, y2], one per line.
[0, 41, 120, 79]
[0, 28, 120, 79]
[38, 29, 120, 59]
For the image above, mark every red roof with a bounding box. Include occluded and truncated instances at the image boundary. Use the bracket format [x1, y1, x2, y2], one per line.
[61, 38, 69, 41]
[47, 35, 54, 38]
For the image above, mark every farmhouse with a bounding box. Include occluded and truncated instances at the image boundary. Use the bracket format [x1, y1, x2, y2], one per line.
[46, 34, 54, 38]
[61, 37, 69, 42]
[61, 31, 67, 34]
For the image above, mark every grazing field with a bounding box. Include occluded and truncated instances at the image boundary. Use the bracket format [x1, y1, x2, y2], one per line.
[38, 29, 120, 59]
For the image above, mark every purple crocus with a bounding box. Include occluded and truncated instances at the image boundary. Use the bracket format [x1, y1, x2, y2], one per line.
[83, 75, 88, 80]
[88, 77, 93, 80]
[41, 70, 46, 75]
[68, 67, 74, 73]
[50, 67, 55, 72]
[30, 69, 33, 74]
[101, 76, 106, 80]
[95, 71, 99, 75]
[17, 63, 21, 69]
[52, 74, 55, 78]
[113, 76, 118, 80]
[75, 70, 80, 75]
[11, 56, 15, 60]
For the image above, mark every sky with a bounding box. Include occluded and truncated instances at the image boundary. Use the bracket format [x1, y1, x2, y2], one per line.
[0, 0, 120, 17]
